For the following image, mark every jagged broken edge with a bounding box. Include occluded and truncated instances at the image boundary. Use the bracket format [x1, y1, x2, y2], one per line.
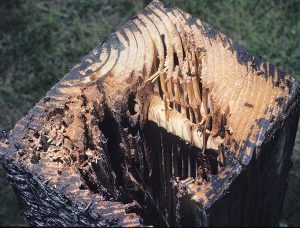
[0, 0, 299, 225]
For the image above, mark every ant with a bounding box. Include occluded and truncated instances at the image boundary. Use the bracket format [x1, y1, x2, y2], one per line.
[1, 130, 9, 144]
[244, 102, 254, 108]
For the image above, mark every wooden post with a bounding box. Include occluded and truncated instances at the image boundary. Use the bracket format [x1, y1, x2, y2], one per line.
[0, 0, 299, 226]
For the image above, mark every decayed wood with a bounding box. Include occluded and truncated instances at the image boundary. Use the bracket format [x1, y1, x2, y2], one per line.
[0, 0, 299, 226]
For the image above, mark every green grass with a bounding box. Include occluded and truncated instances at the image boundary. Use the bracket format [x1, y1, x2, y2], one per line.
[0, 0, 299, 226]
[0, 0, 145, 130]
[167, 0, 300, 80]
[0, 0, 299, 130]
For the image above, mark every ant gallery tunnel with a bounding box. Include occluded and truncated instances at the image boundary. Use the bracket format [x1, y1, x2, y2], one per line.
[0, 0, 299, 227]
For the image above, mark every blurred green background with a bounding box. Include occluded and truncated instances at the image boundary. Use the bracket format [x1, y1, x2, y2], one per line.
[0, 0, 299, 226]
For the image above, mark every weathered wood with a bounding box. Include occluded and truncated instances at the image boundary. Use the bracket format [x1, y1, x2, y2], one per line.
[0, 0, 299, 226]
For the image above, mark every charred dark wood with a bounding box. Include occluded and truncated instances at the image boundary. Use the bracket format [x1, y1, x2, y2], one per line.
[0, 0, 299, 227]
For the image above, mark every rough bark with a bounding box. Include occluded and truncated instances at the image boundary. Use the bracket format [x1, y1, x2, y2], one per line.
[0, 0, 299, 226]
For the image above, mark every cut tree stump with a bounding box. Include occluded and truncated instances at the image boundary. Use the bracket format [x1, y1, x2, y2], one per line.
[0, 0, 299, 226]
